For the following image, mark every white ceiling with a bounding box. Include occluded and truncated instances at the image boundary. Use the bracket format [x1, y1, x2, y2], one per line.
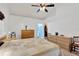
[2, 3, 79, 20]
[6, 3, 56, 20]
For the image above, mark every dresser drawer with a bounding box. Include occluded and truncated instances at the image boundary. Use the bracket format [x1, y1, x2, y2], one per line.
[21, 30, 34, 39]
[48, 35, 71, 51]
[59, 43, 70, 50]
[48, 37, 57, 43]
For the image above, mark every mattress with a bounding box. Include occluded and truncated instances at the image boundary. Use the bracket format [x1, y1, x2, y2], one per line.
[0, 38, 60, 56]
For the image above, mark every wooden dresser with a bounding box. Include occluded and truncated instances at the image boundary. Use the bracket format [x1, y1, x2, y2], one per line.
[21, 30, 34, 39]
[48, 35, 72, 51]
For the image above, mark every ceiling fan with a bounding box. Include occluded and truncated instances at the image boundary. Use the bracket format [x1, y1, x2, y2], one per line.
[32, 3, 55, 13]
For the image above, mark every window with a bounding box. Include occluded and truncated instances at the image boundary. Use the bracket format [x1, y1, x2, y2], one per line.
[36, 24, 44, 38]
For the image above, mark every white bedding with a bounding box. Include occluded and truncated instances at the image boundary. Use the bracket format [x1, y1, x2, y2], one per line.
[0, 38, 60, 56]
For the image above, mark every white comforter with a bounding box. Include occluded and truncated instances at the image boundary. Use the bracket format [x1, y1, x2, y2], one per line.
[0, 38, 60, 56]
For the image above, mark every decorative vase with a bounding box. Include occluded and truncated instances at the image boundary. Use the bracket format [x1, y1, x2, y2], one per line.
[55, 32, 59, 36]
[25, 25, 27, 30]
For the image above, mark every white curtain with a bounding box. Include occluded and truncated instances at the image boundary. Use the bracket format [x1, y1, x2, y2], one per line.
[36, 24, 44, 38]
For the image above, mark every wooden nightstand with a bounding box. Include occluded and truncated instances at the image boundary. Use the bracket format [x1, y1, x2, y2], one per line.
[1, 35, 16, 42]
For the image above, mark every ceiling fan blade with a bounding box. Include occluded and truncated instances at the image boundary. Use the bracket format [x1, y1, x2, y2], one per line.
[32, 5, 40, 7]
[37, 9, 40, 12]
[45, 9, 48, 12]
[0, 11, 5, 21]
[46, 4, 54, 7]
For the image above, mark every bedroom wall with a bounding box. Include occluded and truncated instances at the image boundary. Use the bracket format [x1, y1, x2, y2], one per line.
[2, 3, 79, 38]
[45, 3, 79, 37]
[0, 4, 9, 35]
[0, 4, 44, 39]
[6, 15, 44, 39]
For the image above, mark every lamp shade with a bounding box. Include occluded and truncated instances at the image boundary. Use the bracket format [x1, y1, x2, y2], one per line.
[0, 11, 5, 21]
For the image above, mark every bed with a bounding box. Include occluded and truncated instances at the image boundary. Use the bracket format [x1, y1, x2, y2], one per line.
[0, 38, 60, 56]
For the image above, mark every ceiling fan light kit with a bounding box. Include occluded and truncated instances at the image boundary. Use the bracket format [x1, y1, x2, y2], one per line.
[32, 3, 55, 13]
[40, 7, 46, 10]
